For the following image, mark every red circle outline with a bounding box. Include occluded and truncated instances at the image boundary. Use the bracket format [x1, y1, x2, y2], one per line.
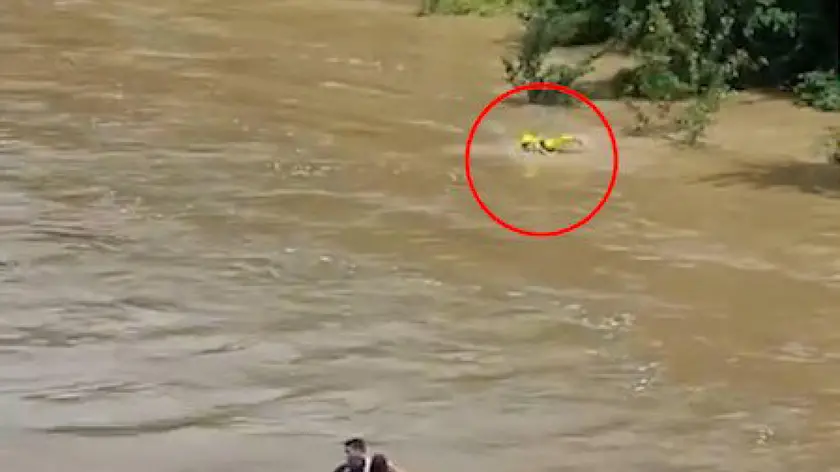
[464, 82, 620, 237]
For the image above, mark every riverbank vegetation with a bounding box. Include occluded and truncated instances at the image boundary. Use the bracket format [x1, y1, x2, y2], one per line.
[423, 0, 840, 146]
[417, 0, 531, 16]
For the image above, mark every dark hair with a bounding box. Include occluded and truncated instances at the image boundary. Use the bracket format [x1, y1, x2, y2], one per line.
[343, 437, 367, 452]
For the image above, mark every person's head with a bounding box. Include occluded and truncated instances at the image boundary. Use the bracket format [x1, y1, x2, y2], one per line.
[343, 437, 367, 465]
[520, 132, 539, 149]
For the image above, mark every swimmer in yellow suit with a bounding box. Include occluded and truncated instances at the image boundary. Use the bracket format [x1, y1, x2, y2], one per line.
[519, 131, 584, 154]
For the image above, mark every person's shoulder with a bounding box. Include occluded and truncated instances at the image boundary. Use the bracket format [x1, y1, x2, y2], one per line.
[371, 454, 390, 470]
[333, 463, 350, 472]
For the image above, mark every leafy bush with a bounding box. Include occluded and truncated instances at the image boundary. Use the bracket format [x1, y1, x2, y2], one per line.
[502, 57, 596, 105]
[793, 70, 840, 111]
[500, 3, 601, 105]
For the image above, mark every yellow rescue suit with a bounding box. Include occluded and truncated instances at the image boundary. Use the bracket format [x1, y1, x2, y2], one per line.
[519, 132, 582, 154]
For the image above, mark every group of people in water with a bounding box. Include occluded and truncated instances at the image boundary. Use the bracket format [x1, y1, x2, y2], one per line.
[332, 438, 406, 472]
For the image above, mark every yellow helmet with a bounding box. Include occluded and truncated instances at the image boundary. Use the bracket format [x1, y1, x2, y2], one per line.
[519, 132, 539, 146]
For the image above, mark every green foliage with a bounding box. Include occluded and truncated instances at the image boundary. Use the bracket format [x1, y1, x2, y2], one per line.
[500, 4, 600, 105]
[517, 0, 617, 46]
[502, 55, 595, 105]
[793, 70, 840, 111]
[417, 0, 532, 16]
[500, 0, 840, 146]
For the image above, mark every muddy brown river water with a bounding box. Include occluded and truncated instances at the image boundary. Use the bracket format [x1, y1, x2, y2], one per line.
[3, 0, 840, 470]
